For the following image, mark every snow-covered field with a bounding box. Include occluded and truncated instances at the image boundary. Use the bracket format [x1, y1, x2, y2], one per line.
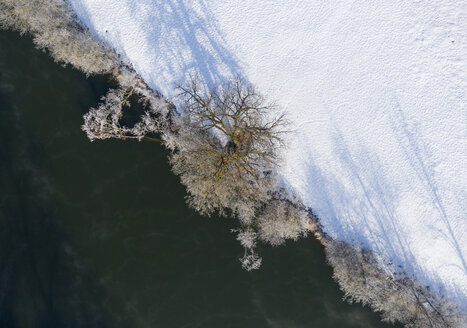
[67, 0, 466, 308]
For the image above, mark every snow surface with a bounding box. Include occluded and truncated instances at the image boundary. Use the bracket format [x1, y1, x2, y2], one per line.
[67, 0, 467, 307]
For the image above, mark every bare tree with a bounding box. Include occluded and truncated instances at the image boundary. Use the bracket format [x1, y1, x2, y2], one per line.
[169, 75, 288, 223]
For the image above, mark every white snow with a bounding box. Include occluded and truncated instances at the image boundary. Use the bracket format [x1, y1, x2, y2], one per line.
[67, 0, 466, 308]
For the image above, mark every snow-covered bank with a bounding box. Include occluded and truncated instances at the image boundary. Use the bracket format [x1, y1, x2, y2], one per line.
[66, 0, 466, 309]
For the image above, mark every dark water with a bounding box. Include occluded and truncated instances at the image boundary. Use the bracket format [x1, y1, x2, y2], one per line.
[0, 30, 400, 328]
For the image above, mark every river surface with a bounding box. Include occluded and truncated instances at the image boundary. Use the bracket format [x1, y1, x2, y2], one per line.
[0, 30, 401, 328]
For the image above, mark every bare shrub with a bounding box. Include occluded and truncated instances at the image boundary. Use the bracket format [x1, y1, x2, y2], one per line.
[325, 240, 466, 328]
[0, 0, 118, 75]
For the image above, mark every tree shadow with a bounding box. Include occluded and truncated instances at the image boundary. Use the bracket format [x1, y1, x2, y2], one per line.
[388, 98, 467, 275]
[79, 0, 243, 95]
[300, 122, 466, 305]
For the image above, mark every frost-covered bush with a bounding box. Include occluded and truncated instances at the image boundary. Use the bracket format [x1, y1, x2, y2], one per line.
[115, 67, 172, 123]
[82, 87, 161, 141]
[234, 228, 262, 271]
[256, 197, 309, 246]
[239, 250, 262, 271]
[0, 0, 118, 75]
[325, 240, 466, 328]
[232, 196, 310, 270]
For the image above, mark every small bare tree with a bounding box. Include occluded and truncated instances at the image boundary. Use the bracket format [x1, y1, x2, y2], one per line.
[169, 75, 287, 224]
